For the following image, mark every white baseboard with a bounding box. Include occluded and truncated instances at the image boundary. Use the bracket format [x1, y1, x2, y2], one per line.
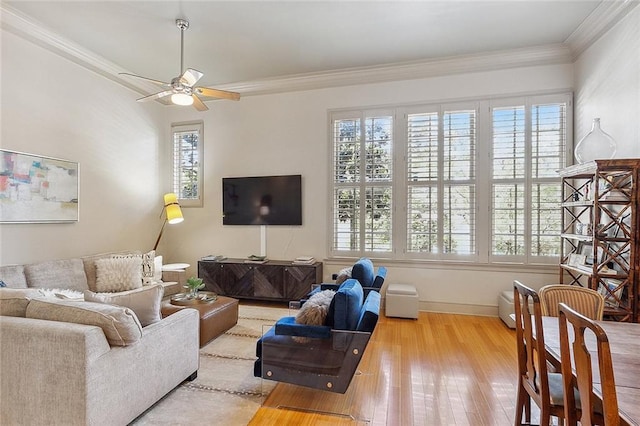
[381, 298, 498, 317]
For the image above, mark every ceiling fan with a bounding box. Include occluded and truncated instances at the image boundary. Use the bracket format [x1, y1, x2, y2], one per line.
[120, 19, 240, 111]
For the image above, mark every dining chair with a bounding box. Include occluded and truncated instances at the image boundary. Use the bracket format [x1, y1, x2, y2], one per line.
[558, 303, 619, 426]
[513, 280, 577, 426]
[539, 284, 605, 320]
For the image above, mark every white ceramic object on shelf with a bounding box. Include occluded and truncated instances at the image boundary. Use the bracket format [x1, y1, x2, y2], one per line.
[574, 118, 617, 163]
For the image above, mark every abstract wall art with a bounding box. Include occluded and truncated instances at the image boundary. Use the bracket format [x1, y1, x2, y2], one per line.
[0, 150, 79, 223]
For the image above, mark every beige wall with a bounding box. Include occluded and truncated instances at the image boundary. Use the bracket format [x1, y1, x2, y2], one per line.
[163, 63, 574, 314]
[574, 6, 640, 158]
[0, 30, 168, 265]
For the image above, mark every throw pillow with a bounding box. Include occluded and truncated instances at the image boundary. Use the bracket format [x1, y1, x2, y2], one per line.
[26, 298, 143, 346]
[84, 284, 164, 327]
[112, 251, 155, 285]
[141, 250, 155, 285]
[335, 267, 352, 285]
[0, 288, 41, 317]
[95, 257, 142, 292]
[153, 255, 163, 282]
[0, 280, 6, 287]
[293, 289, 336, 343]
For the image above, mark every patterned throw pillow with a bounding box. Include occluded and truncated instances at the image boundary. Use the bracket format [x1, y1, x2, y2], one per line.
[112, 251, 155, 285]
[95, 257, 142, 292]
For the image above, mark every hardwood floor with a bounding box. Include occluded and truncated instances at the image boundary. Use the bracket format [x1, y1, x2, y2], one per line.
[249, 311, 523, 425]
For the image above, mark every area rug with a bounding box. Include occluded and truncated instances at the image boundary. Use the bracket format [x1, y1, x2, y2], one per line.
[131, 303, 290, 426]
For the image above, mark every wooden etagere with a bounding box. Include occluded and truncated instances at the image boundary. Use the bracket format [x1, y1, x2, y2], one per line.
[558, 159, 639, 322]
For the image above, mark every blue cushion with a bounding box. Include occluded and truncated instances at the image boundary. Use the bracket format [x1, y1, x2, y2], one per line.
[0, 280, 6, 287]
[351, 258, 374, 287]
[357, 291, 380, 332]
[274, 316, 332, 339]
[325, 279, 363, 331]
[372, 266, 387, 289]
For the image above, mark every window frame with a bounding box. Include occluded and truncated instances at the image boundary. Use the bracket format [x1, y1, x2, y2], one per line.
[328, 92, 573, 266]
[171, 121, 204, 208]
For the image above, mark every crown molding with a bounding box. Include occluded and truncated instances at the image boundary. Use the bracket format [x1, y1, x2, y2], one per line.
[224, 44, 572, 96]
[8, 2, 630, 99]
[565, 0, 639, 58]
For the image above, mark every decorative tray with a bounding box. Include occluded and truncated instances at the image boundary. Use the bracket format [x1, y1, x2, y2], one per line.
[170, 291, 218, 306]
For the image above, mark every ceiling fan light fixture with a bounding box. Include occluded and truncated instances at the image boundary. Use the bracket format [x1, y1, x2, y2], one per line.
[120, 18, 239, 110]
[171, 93, 194, 106]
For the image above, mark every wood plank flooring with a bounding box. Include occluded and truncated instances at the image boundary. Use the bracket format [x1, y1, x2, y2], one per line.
[249, 311, 523, 425]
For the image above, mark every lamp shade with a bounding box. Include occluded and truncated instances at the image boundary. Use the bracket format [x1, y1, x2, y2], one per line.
[163, 193, 184, 224]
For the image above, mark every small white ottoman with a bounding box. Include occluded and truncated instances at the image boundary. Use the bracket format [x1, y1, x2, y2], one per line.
[385, 283, 419, 319]
[498, 290, 515, 329]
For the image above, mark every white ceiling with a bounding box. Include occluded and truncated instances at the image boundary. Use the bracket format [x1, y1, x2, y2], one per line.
[2, 1, 636, 97]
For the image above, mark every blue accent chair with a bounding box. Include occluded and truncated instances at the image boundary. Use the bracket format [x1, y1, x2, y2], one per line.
[306, 258, 387, 303]
[254, 279, 381, 394]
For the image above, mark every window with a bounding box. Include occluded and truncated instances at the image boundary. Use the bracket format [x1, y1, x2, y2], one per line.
[406, 107, 477, 259]
[329, 93, 571, 265]
[171, 121, 203, 207]
[332, 112, 393, 254]
[491, 98, 568, 263]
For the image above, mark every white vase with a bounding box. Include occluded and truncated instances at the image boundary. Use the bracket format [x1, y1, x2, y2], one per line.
[574, 118, 617, 163]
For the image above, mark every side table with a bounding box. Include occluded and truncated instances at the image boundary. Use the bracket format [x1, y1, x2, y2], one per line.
[161, 294, 239, 347]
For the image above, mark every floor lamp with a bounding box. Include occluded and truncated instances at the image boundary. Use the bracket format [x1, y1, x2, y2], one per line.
[153, 193, 184, 251]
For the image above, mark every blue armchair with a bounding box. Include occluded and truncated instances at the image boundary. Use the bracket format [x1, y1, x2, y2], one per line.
[254, 279, 380, 394]
[303, 258, 387, 305]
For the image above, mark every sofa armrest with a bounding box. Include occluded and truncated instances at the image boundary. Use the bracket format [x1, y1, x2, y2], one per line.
[372, 266, 387, 289]
[274, 316, 331, 339]
[161, 270, 186, 297]
[0, 316, 112, 425]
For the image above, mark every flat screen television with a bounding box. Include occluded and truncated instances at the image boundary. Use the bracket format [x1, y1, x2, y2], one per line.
[222, 175, 302, 225]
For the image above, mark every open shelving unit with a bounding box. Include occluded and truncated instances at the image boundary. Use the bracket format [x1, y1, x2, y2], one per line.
[558, 159, 639, 322]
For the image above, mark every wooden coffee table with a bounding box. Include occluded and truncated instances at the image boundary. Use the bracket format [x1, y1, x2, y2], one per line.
[161, 294, 239, 347]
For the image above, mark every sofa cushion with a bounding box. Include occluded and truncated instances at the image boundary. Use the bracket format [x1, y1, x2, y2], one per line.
[24, 259, 88, 291]
[95, 257, 143, 292]
[325, 279, 364, 331]
[81, 251, 138, 292]
[0, 265, 27, 288]
[0, 288, 41, 317]
[26, 298, 143, 346]
[84, 284, 164, 327]
[351, 257, 375, 288]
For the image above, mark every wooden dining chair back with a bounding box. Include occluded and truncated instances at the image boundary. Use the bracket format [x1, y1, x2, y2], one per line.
[539, 284, 605, 320]
[513, 280, 574, 426]
[558, 303, 619, 426]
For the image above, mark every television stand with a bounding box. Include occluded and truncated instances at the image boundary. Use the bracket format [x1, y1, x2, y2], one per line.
[197, 258, 323, 302]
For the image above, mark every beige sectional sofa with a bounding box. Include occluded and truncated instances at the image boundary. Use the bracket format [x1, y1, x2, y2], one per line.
[0, 252, 199, 426]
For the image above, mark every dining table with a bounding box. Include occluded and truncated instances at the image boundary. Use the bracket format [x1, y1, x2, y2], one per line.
[541, 316, 640, 426]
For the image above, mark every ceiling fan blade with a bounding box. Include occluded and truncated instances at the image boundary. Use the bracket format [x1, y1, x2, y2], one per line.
[192, 95, 209, 111]
[119, 72, 171, 87]
[136, 90, 173, 102]
[195, 87, 241, 101]
[180, 68, 204, 87]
